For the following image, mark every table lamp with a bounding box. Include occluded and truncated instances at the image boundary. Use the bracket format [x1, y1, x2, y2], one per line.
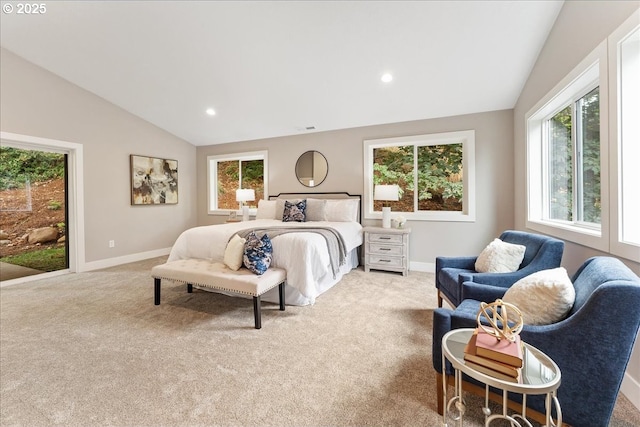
[236, 188, 255, 221]
[374, 184, 399, 228]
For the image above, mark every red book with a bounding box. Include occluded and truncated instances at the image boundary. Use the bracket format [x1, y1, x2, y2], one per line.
[474, 328, 523, 368]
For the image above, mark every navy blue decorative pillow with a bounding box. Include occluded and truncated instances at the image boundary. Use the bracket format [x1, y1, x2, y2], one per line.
[283, 199, 306, 222]
[243, 231, 273, 275]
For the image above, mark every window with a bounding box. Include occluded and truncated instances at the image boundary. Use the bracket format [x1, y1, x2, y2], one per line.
[364, 130, 475, 222]
[546, 85, 601, 226]
[526, 42, 608, 251]
[528, 13, 640, 263]
[207, 151, 268, 214]
[609, 15, 640, 261]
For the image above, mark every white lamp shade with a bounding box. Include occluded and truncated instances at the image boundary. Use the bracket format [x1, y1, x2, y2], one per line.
[374, 184, 399, 201]
[236, 189, 255, 202]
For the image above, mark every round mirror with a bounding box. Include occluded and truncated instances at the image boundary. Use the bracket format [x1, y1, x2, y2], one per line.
[295, 150, 328, 187]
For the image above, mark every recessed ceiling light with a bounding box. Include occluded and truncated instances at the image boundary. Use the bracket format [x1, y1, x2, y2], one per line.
[206, 108, 216, 116]
[381, 73, 393, 83]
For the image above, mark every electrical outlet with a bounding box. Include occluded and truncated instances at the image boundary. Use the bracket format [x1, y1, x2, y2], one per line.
[109, 240, 115, 248]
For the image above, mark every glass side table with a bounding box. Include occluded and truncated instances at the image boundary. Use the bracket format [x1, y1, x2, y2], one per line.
[441, 328, 562, 427]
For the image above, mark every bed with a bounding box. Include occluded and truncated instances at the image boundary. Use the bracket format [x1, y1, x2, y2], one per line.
[166, 193, 363, 305]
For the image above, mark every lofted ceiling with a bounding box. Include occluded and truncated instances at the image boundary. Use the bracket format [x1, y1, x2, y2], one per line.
[0, 1, 564, 146]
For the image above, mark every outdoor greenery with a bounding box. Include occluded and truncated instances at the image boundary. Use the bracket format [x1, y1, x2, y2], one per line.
[548, 87, 601, 224]
[374, 143, 463, 211]
[0, 247, 66, 272]
[217, 159, 264, 209]
[0, 146, 65, 190]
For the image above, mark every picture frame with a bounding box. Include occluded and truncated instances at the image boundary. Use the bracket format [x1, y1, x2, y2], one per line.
[130, 154, 178, 205]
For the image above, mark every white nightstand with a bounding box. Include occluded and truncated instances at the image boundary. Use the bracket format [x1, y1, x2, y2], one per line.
[363, 226, 411, 276]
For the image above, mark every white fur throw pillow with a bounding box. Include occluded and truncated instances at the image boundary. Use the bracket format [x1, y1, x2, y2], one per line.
[502, 267, 575, 325]
[475, 238, 526, 273]
[223, 234, 246, 271]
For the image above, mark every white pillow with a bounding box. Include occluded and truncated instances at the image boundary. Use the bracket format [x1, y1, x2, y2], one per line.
[475, 238, 526, 273]
[223, 234, 246, 271]
[325, 199, 359, 222]
[502, 267, 575, 325]
[305, 198, 327, 221]
[255, 200, 277, 219]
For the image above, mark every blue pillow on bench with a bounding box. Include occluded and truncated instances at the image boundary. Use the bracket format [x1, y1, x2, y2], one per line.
[243, 231, 272, 275]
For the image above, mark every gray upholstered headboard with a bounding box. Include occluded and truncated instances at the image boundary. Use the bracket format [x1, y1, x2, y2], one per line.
[268, 192, 362, 223]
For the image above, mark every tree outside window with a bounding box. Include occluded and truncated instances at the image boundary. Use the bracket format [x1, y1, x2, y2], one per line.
[546, 87, 600, 225]
[365, 130, 474, 222]
[208, 151, 267, 213]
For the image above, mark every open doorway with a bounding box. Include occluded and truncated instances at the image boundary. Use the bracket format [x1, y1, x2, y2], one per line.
[0, 146, 68, 280]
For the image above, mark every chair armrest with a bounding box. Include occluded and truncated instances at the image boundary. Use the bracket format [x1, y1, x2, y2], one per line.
[462, 269, 533, 288]
[436, 256, 477, 271]
[432, 308, 453, 373]
[461, 281, 507, 303]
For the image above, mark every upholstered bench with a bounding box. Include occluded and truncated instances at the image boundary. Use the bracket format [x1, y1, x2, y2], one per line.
[151, 259, 286, 329]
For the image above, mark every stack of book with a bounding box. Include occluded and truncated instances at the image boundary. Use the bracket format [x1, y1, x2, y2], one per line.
[463, 328, 524, 383]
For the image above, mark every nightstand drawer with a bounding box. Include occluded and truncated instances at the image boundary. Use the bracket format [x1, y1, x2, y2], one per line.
[368, 243, 403, 256]
[368, 255, 404, 268]
[368, 233, 404, 244]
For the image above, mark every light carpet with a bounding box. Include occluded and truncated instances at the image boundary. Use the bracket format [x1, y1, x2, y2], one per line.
[1, 257, 639, 426]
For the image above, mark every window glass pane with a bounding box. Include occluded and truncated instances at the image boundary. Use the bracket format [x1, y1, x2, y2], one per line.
[417, 144, 463, 211]
[577, 87, 601, 224]
[240, 159, 264, 208]
[620, 28, 640, 244]
[217, 160, 239, 209]
[373, 146, 413, 213]
[548, 106, 572, 221]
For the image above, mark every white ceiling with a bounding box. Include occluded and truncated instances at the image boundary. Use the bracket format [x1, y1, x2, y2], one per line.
[0, 1, 563, 146]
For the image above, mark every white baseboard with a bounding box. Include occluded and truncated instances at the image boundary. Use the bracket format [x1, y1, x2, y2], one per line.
[621, 371, 640, 411]
[410, 261, 435, 273]
[81, 247, 171, 272]
[0, 269, 70, 288]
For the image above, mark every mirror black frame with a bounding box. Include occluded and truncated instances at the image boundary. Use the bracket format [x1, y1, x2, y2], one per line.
[295, 150, 328, 187]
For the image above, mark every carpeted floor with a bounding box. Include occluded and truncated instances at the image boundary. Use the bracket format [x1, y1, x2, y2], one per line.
[1, 257, 639, 426]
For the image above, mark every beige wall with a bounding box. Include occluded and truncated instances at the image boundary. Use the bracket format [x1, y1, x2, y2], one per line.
[197, 109, 515, 268]
[0, 48, 198, 266]
[513, 1, 640, 405]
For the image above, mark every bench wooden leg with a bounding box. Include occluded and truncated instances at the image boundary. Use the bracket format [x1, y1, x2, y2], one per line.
[253, 296, 262, 329]
[187, 283, 193, 293]
[279, 283, 285, 311]
[154, 278, 161, 305]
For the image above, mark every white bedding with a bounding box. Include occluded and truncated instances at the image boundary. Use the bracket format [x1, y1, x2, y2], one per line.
[167, 219, 363, 305]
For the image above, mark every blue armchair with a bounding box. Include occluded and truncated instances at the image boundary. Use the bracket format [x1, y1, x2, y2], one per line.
[433, 256, 640, 427]
[435, 230, 564, 307]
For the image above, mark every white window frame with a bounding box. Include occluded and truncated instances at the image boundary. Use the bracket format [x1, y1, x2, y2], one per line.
[207, 150, 268, 215]
[526, 41, 609, 252]
[609, 12, 640, 262]
[363, 130, 475, 222]
[525, 42, 609, 251]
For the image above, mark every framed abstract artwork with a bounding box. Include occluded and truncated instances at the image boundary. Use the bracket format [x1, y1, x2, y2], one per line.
[130, 155, 178, 205]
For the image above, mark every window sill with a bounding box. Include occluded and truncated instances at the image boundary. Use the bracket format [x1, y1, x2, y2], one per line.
[526, 219, 607, 252]
[366, 211, 475, 223]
